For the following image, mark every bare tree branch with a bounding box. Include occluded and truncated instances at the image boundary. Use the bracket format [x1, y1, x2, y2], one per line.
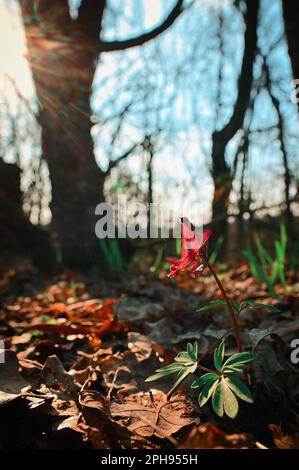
[210, 0, 259, 235]
[100, 0, 184, 52]
[216, 0, 259, 143]
[107, 142, 142, 173]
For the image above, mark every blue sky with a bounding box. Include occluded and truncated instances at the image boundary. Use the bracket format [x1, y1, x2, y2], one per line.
[92, 0, 299, 221]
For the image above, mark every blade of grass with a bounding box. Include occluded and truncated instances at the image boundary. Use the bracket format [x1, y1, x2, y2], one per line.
[209, 236, 224, 265]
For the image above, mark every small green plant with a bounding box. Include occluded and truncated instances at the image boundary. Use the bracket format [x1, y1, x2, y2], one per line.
[99, 238, 125, 271]
[145, 217, 280, 421]
[243, 224, 288, 296]
[192, 340, 254, 418]
[198, 299, 280, 315]
[209, 235, 224, 265]
[146, 340, 255, 419]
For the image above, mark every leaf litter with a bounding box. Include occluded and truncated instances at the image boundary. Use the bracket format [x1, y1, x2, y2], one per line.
[0, 264, 299, 448]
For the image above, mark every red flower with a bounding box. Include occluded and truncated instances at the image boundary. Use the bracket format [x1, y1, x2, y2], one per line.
[167, 217, 212, 278]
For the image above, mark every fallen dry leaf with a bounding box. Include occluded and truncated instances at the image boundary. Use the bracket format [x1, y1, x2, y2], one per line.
[269, 424, 299, 449]
[40, 355, 79, 393]
[179, 423, 254, 449]
[109, 389, 198, 438]
[127, 332, 153, 361]
[1, 263, 299, 449]
[0, 350, 29, 405]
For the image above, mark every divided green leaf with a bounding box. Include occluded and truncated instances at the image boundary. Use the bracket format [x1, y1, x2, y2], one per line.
[146, 342, 198, 385]
[240, 300, 280, 313]
[214, 339, 225, 371]
[198, 380, 218, 407]
[191, 373, 219, 389]
[194, 341, 255, 419]
[222, 352, 255, 370]
[198, 300, 239, 313]
[225, 376, 253, 403]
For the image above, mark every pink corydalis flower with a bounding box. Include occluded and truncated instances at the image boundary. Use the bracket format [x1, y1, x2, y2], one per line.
[166, 217, 212, 279]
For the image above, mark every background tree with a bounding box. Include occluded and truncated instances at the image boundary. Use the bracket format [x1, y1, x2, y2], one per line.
[210, 0, 259, 238]
[92, 0, 298, 246]
[19, 0, 184, 266]
[282, 0, 299, 109]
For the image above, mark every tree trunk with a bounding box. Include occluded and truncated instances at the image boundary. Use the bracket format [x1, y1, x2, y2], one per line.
[282, 0, 299, 109]
[40, 107, 105, 266]
[264, 60, 294, 235]
[20, 1, 106, 266]
[211, 0, 258, 239]
[211, 136, 233, 238]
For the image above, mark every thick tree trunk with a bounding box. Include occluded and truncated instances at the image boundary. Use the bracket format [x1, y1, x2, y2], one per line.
[266, 73, 294, 234]
[211, 136, 233, 238]
[20, 1, 106, 266]
[40, 107, 105, 265]
[211, 0, 258, 239]
[282, 0, 299, 108]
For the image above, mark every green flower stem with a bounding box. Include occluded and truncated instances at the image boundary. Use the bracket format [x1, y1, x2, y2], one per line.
[202, 254, 242, 353]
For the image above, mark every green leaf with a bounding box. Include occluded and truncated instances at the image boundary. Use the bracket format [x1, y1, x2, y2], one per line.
[197, 301, 227, 312]
[222, 363, 248, 373]
[109, 238, 125, 272]
[154, 363, 184, 373]
[222, 352, 255, 369]
[175, 352, 189, 361]
[187, 343, 193, 359]
[243, 248, 259, 279]
[198, 380, 218, 407]
[209, 236, 224, 264]
[191, 373, 219, 389]
[243, 249, 277, 297]
[270, 259, 279, 285]
[145, 363, 183, 382]
[175, 343, 198, 364]
[187, 342, 197, 362]
[222, 381, 239, 419]
[212, 381, 224, 417]
[254, 235, 273, 268]
[214, 340, 225, 371]
[175, 237, 182, 256]
[198, 300, 239, 313]
[225, 377, 253, 404]
[174, 367, 191, 385]
[240, 301, 280, 314]
[99, 238, 113, 268]
[174, 352, 194, 364]
[145, 372, 171, 382]
[173, 363, 197, 387]
[193, 341, 198, 360]
[212, 379, 239, 419]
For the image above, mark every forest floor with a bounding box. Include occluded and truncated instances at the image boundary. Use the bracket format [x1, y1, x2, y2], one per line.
[0, 261, 299, 449]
